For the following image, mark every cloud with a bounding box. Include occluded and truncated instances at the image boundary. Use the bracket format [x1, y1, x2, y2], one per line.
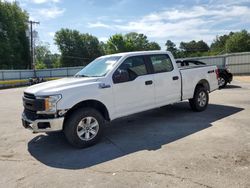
[208, 0, 250, 6]
[31, 0, 60, 4]
[90, 3, 250, 44]
[98, 37, 109, 42]
[48, 32, 55, 37]
[87, 21, 112, 29]
[37, 7, 65, 19]
[3, 0, 16, 2]
[113, 19, 124, 23]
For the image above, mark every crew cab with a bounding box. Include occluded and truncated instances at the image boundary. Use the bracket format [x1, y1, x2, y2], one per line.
[22, 51, 219, 148]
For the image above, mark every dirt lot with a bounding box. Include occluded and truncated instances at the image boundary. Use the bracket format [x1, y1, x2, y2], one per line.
[234, 76, 250, 83]
[0, 80, 249, 188]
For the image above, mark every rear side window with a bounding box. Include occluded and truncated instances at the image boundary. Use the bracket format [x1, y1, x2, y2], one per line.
[150, 55, 173, 73]
[118, 56, 147, 80]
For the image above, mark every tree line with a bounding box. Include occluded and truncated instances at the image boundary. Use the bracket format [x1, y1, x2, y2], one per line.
[1, 1, 250, 69]
[38, 29, 250, 69]
[166, 30, 250, 58]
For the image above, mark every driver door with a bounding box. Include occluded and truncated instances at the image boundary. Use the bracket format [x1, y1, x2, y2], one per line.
[112, 55, 155, 118]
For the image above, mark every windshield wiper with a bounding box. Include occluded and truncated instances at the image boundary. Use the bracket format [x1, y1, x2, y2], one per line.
[75, 74, 89, 78]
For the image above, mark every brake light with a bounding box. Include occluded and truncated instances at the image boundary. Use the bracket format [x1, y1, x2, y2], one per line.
[215, 69, 219, 80]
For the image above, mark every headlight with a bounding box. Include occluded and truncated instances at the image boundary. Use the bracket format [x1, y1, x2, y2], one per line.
[37, 95, 62, 114]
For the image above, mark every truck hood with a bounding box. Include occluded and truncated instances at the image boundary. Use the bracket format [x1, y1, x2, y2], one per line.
[25, 77, 99, 96]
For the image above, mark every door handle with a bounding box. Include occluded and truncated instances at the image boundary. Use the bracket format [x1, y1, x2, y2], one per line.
[145, 80, 153, 85]
[172, 76, 179, 80]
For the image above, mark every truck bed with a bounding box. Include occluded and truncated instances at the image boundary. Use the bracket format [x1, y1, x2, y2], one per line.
[179, 65, 218, 100]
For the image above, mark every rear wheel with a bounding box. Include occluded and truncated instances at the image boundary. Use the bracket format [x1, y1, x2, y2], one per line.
[189, 87, 209, 112]
[218, 74, 227, 88]
[64, 107, 104, 148]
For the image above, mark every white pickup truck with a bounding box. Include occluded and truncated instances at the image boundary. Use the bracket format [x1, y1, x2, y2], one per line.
[22, 51, 219, 148]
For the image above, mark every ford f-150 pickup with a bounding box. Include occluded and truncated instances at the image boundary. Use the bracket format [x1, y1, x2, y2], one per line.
[22, 51, 219, 148]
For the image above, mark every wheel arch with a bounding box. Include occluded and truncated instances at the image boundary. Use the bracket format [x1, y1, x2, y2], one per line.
[64, 99, 110, 125]
[195, 79, 210, 92]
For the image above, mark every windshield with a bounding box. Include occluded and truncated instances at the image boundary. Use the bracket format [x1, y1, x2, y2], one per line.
[75, 56, 121, 77]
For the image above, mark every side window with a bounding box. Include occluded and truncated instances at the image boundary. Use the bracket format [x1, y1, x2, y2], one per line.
[150, 55, 173, 73]
[113, 56, 148, 83]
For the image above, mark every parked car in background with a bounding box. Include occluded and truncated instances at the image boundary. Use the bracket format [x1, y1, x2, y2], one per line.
[217, 67, 233, 88]
[28, 77, 45, 85]
[176, 60, 233, 88]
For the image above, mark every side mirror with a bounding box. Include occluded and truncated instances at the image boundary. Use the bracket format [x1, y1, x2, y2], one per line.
[113, 69, 129, 83]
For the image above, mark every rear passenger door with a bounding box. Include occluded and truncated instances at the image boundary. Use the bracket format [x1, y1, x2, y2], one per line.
[148, 54, 181, 106]
[112, 55, 155, 118]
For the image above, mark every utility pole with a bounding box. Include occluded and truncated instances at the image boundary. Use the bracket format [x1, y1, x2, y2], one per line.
[28, 20, 39, 77]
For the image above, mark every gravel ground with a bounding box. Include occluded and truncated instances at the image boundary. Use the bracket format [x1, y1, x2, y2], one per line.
[0, 80, 249, 188]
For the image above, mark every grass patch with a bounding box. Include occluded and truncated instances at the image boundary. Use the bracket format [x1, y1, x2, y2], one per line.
[0, 77, 62, 85]
[0, 79, 28, 85]
[45, 77, 61, 81]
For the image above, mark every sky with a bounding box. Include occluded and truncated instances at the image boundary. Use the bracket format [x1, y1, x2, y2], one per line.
[5, 0, 250, 53]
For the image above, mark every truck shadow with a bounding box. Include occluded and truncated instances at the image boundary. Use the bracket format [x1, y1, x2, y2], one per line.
[27, 102, 243, 169]
[223, 85, 242, 89]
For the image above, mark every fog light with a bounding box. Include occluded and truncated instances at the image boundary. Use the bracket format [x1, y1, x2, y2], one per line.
[37, 122, 50, 129]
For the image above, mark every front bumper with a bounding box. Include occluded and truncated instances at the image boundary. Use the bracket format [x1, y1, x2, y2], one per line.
[22, 112, 64, 133]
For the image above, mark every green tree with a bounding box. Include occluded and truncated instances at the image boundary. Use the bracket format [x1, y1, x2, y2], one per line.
[50, 54, 61, 68]
[54, 29, 102, 67]
[35, 42, 50, 68]
[99, 41, 107, 54]
[124, 32, 161, 51]
[0, 1, 30, 69]
[124, 32, 149, 51]
[35, 61, 46, 69]
[106, 34, 127, 54]
[179, 40, 209, 57]
[165, 40, 178, 57]
[210, 32, 234, 54]
[147, 42, 161, 50]
[105, 32, 161, 54]
[35, 42, 61, 69]
[225, 30, 250, 53]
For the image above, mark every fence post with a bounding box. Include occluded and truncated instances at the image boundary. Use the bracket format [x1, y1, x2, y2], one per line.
[222, 56, 226, 68]
[225, 54, 229, 68]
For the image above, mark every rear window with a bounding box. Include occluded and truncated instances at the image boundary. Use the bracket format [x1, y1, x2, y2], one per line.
[150, 55, 173, 73]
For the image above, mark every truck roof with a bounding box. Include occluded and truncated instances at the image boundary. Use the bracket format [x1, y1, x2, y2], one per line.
[101, 50, 170, 58]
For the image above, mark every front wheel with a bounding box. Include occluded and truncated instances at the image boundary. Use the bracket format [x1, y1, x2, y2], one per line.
[63, 107, 104, 148]
[189, 87, 209, 112]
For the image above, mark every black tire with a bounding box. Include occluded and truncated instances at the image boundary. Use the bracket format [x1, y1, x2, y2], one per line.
[63, 107, 104, 148]
[218, 74, 227, 88]
[189, 87, 209, 112]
